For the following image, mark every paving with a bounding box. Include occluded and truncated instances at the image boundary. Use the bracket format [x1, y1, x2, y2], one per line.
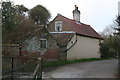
[43, 59, 118, 79]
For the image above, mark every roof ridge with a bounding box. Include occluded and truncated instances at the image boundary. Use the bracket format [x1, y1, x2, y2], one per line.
[80, 23, 89, 26]
[57, 13, 75, 22]
[58, 14, 92, 26]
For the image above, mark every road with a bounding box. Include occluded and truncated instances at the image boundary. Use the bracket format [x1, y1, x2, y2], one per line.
[43, 59, 118, 79]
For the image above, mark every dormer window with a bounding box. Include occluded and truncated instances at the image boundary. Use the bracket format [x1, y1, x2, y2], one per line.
[55, 21, 62, 32]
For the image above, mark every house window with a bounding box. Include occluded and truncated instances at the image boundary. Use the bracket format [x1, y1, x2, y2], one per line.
[55, 21, 62, 31]
[40, 39, 47, 48]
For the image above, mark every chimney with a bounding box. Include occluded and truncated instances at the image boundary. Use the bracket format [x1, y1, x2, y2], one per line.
[73, 5, 80, 23]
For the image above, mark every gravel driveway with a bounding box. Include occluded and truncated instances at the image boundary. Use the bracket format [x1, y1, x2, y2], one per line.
[43, 59, 118, 79]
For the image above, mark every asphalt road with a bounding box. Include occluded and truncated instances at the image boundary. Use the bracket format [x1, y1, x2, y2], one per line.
[43, 59, 118, 79]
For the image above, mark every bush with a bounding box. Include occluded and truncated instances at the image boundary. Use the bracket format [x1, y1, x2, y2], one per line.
[100, 43, 109, 58]
[100, 43, 118, 58]
[109, 48, 118, 58]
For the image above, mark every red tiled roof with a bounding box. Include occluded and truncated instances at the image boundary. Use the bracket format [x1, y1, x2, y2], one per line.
[56, 14, 103, 39]
[51, 33, 74, 46]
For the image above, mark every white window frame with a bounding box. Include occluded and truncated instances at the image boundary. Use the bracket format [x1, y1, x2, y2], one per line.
[55, 21, 62, 32]
[40, 39, 47, 49]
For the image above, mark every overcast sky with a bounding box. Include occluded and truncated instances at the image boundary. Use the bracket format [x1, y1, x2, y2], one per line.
[10, 0, 120, 32]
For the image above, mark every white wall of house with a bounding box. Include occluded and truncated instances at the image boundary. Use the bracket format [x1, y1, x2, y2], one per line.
[67, 35, 101, 60]
[67, 34, 77, 49]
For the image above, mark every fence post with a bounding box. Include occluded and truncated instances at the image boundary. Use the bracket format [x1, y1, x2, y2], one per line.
[11, 57, 14, 80]
[118, 53, 120, 77]
[19, 45, 22, 57]
[40, 58, 43, 80]
[38, 57, 42, 80]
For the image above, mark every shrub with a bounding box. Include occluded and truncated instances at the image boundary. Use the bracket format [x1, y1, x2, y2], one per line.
[100, 43, 109, 58]
[109, 48, 118, 58]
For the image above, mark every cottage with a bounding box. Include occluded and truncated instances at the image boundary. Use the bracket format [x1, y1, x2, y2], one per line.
[48, 5, 103, 60]
[21, 25, 59, 61]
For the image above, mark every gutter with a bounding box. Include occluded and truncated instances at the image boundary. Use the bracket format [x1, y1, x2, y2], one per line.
[76, 33, 103, 40]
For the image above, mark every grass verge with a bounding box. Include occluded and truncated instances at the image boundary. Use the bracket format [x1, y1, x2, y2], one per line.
[43, 58, 110, 68]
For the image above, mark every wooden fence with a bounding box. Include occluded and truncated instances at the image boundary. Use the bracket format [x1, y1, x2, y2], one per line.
[2, 44, 20, 57]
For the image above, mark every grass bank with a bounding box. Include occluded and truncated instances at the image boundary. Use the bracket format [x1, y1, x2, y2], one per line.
[43, 58, 110, 68]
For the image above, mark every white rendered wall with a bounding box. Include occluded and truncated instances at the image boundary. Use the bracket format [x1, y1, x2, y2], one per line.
[67, 35, 101, 60]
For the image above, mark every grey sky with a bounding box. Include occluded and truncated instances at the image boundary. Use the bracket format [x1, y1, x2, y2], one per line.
[11, 0, 119, 32]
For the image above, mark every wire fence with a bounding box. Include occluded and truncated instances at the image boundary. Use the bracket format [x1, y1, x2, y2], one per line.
[2, 56, 43, 79]
[2, 44, 43, 80]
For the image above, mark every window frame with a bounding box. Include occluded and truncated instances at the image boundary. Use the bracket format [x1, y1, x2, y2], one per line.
[55, 21, 62, 32]
[40, 39, 47, 49]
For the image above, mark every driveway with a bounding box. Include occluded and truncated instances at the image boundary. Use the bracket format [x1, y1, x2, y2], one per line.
[43, 59, 118, 79]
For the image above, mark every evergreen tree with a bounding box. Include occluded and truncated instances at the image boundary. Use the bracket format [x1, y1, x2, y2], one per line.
[29, 5, 51, 25]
